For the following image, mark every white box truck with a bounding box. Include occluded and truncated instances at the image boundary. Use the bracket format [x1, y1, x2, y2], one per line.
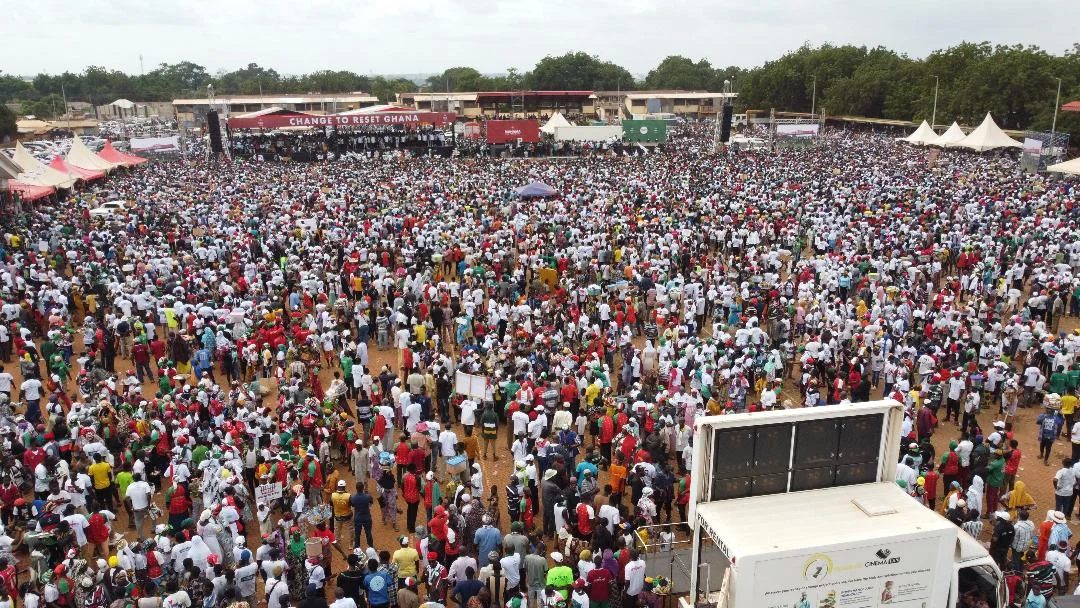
[681, 401, 1005, 608]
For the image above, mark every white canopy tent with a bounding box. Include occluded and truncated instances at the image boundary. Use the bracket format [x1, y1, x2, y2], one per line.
[946, 113, 1021, 152]
[929, 122, 967, 147]
[896, 120, 938, 145]
[66, 137, 118, 172]
[12, 142, 77, 189]
[1048, 157, 1080, 176]
[540, 112, 573, 135]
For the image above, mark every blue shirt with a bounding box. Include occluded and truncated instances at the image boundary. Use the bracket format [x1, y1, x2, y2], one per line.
[364, 571, 393, 606]
[474, 526, 502, 566]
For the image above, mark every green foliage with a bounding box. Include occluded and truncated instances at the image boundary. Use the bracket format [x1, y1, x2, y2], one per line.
[645, 56, 744, 92]
[425, 67, 491, 92]
[0, 104, 16, 141]
[370, 77, 417, 102]
[20, 94, 65, 119]
[526, 52, 634, 91]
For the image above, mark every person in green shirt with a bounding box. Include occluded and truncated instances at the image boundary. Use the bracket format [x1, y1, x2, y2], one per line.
[115, 464, 135, 509]
[1050, 366, 1070, 396]
[1068, 363, 1080, 392]
[984, 451, 1006, 519]
[545, 552, 574, 599]
[191, 443, 210, 469]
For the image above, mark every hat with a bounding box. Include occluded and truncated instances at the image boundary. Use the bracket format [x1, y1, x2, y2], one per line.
[400, 535, 410, 546]
[404, 577, 417, 588]
[993, 421, 1006, 429]
[580, 549, 592, 561]
[551, 551, 564, 563]
[994, 510, 1011, 521]
[543, 469, 557, 481]
[337, 480, 347, 489]
[428, 551, 439, 560]
[573, 579, 586, 590]
[1051, 511, 1067, 524]
[957, 499, 966, 507]
[525, 454, 535, 461]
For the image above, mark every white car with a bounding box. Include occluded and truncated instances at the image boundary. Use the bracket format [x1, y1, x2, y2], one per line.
[88, 201, 130, 217]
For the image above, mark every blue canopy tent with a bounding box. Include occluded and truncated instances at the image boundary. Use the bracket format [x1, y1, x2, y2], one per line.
[514, 181, 557, 198]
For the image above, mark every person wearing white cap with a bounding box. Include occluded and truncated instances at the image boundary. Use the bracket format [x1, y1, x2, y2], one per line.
[331, 479, 352, 534]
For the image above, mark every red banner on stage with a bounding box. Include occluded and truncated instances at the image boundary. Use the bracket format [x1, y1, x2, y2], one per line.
[486, 119, 541, 144]
[227, 111, 456, 130]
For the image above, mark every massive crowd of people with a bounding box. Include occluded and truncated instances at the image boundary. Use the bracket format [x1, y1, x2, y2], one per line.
[0, 121, 1078, 608]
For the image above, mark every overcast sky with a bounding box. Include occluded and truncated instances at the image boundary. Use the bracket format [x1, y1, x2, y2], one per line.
[3, 0, 1077, 77]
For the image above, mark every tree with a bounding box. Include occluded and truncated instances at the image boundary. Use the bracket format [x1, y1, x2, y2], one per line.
[215, 63, 283, 95]
[20, 94, 65, 119]
[425, 67, 491, 92]
[0, 74, 35, 103]
[370, 77, 417, 102]
[489, 67, 524, 91]
[645, 56, 720, 90]
[527, 52, 635, 91]
[0, 104, 16, 142]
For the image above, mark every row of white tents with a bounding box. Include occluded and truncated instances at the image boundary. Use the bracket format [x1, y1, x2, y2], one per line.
[899, 112, 1080, 176]
[898, 112, 1022, 152]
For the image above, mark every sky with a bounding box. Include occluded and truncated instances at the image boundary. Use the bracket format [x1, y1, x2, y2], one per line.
[2, 0, 1077, 77]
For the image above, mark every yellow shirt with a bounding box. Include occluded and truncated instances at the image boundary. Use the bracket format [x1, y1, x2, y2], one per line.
[585, 383, 600, 407]
[393, 547, 420, 577]
[331, 491, 352, 518]
[1062, 394, 1078, 416]
[88, 461, 113, 490]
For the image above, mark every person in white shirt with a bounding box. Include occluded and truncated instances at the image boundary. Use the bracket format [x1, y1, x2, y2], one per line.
[0, 366, 12, 397]
[459, 399, 478, 434]
[624, 551, 648, 598]
[125, 473, 154, 540]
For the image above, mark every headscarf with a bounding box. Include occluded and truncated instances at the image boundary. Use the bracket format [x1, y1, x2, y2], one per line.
[188, 535, 211, 569]
[966, 476, 984, 515]
[1007, 480, 1035, 515]
[602, 549, 619, 578]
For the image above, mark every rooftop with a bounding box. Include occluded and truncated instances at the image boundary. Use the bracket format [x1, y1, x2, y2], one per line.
[173, 93, 378, 105]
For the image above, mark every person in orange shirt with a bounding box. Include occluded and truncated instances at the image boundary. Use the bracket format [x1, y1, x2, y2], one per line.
[609, 454, 628, 502]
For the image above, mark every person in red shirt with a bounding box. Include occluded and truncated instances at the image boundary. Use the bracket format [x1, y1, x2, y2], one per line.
[586, 555, 614, 608]
[394, 436, 411, 484]
[923, 463, 940, 511]
[402, 469, 422, 531]
[1004, 438, 1022, 490]
[576, 501, 594, 539]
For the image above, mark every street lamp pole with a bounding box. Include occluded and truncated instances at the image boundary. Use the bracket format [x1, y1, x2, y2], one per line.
[810, 75, 817, 118]
[1050, 77, 1062, 155]
[931, 75, 939, 128]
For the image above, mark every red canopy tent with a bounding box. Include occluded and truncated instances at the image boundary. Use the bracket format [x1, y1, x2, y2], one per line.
[98, 141, 148, 166]
[50, 155, 106, 181]
[8, 181, 55, 201]
[1063, 101, 1080, 112]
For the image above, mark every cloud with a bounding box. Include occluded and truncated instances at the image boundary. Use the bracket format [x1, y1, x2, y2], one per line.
[2, 0, 1077, 76]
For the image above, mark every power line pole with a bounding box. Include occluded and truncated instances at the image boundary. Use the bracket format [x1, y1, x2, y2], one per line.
[1050, 76, 1062, 158]
[931, 75, 939, 128]
[810, 75, 817, 118]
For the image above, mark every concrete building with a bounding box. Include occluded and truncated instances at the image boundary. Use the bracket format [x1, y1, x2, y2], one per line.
[596, 91, 737, 120]
[398, 91, 596, 119]
[399, 90, 736, 121]
[172, 93, 379, 124]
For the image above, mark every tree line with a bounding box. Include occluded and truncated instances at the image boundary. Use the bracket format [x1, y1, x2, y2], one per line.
[2, 43, 1078, 133]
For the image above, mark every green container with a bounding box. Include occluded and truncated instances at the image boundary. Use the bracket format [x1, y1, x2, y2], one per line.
[622, 120, 667, 142]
